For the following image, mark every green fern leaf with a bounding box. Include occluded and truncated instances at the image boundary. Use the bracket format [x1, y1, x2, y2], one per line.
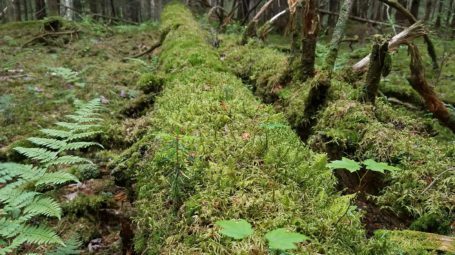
[47, 156, 93, 166]
[11, 225, 64, 246]
[2, 191, 39, 208]
[14, 147, 58, 163]
[40, 129, 71, 139]
[35, 172, 78, 187]
[22, 197, 62, 219]
[0, 163, 46, 183]
[47, 236, 82, 255]
[27, 137, 66, 150]
[67, 131, 102, 141]
[62, 142, 103, 151]
[0, 219, 23, 238]
[55, 122, 101, 131]
[66, 114, 102, 123]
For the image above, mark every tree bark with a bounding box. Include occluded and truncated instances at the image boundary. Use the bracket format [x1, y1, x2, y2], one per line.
[300, 0, 319, 80]
[410, 0, 420, 19]
[13, 0, 21, 21]
[407, 44, 455, 133]
[35, 0, 46, 19]
[424, 0, 432, 21]
[48, 0, 60, 16]
[362, 40, 390, 103]
[377, 0, 439, 70]
[323, 0, 354, 73]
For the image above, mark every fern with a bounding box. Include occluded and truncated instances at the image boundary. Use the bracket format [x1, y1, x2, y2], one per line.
[0, 98, 104, 254]
[47, 236, 83, 255]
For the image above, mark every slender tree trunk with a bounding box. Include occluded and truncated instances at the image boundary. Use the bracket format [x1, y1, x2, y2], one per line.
[23, 0, 28, 20]
[35, 0, 46, 19]
[324, 0, 354, 73]
[424, 0, 432, 21]
[328, 0, 338, 27]
[13, 0, 21, 21]
[407, 44, 455, 133]
[300, 0, 319, 80]
[435, 0, 443, 27]
[290, 3, 303, 58]
[48, 0, 60, 16]
[410, 0, 420, 19]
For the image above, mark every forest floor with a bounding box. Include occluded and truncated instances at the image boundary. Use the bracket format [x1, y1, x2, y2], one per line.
[1, 15, 454, 254]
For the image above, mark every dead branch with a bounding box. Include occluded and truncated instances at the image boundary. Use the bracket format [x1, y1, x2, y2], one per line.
[22, 30, 80, 47]
[129, 27, 172, 58]
[407, 43, 455, 133]
[318, 9, 405, 28]
[377, 0, 439, 70]
[241, 0, 275, 44]
[353, 21, 426, 72]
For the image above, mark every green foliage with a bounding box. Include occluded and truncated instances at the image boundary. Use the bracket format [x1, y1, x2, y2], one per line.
[327, 158, 400, 174]
[327, 157, 361, 173]
[216, 219, 254, 240]
[49, 67, 85, 88]
[47, 236, 83, 255]
[0, 99, 103, 254]
[265, 228, 309, 251]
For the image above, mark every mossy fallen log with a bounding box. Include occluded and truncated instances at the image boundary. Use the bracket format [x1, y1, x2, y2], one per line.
[111, 3, 382, 254]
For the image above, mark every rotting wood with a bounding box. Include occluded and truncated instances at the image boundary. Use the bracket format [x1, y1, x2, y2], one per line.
[406, 43, 455, 133]
[22, 30, 80, 47]
[362, 39, 390, 103]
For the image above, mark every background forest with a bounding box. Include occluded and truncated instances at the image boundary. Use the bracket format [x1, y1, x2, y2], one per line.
[0, 0, 454, 254]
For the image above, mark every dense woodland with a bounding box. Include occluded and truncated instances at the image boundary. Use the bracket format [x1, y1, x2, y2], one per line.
[0, 0, 454, 254]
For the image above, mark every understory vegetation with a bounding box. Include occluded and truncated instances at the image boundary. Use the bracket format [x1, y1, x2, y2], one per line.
[1, 0, 454, 254]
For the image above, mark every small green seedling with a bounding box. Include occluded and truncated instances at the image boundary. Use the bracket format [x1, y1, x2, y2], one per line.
[327, 157, 400, 174]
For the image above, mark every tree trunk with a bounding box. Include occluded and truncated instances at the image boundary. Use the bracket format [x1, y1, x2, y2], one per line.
[300, 0, 319, 80]
[424, 0, 432, 21]
[290, 3, 303, 58]
[48, 0, 60, 16]
[410, 0, 420, 19]
[13, 0, 21, 21]
[328, 0, 338, 27]
[362, 40, 390, 103]
[407, 44, 455, 133]
[35, 0, 46, 19]
[395, 0, 408, 25]
[435, 0, 443, 28]
[323, 0, 354, 73]
[23, 0, 28, 20]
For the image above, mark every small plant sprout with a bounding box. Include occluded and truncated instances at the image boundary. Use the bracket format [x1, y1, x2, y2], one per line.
[326, 157, 361, 173]
[265, 228, 309, 252]
[215, 219, 254, 240]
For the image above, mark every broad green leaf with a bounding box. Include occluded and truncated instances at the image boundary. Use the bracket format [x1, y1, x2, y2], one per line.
[326, 157, 361, 173]
[215, 219, 253, 240]
[265, 228, 309, 251]
[363, 159, 400, 173]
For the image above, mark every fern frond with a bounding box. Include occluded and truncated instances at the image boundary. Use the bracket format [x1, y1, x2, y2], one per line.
[14, 147, 58, 163]
[62, 142, 103, 151]
[27, 137, 66, 150]
[2, 191, 39, 208]
[47, 156, 93, 166]
[67, 131, 102, 141]
[66, 115, 102, 123]
[35, 172, 78, 187]
[47, 236, 82, 255]
[0, 163, 46, 183]
[22, 197, 62, 219]
[55, 122, 101, 131]
[0, 219, 23, 238]
[40, 129, 71, 139]
[11, 225, 64, 247]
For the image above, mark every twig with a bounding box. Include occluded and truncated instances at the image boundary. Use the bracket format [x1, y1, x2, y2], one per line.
[22, 30, 80, 47]
[421, 168, 454, 194]
[128, 27, 173, 58]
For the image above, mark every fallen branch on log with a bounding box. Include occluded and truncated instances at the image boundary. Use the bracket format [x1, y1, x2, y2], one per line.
[319, 9, 405, 28]
[352, 21, 426, 72]
[128, 27, 173, 59]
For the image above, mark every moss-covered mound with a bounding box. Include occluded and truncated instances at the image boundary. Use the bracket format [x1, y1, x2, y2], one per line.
[109, 3, 396, 254]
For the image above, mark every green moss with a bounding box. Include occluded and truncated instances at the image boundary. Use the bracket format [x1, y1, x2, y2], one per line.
[62, 193, 114, 215]
[136, 73, 164, 94]
[111, 3, 377, 254]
